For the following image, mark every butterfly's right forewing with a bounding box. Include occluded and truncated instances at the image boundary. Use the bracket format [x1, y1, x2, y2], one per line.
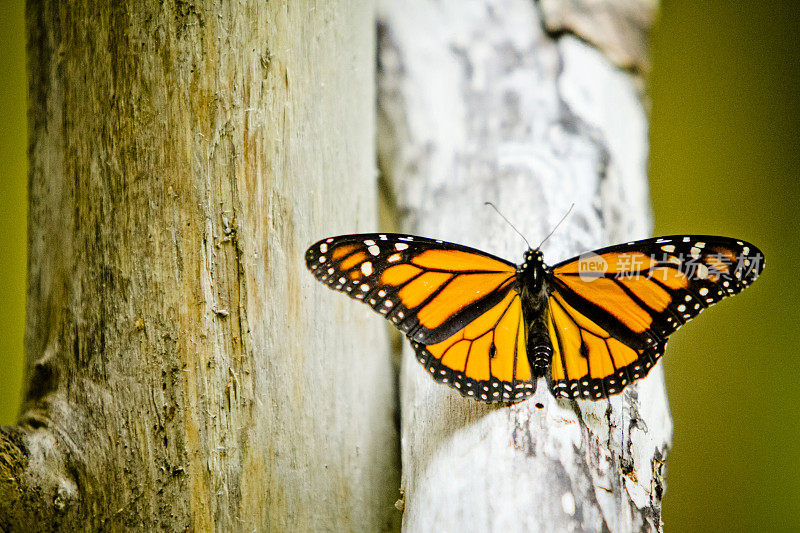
[546, 235, 764, 399]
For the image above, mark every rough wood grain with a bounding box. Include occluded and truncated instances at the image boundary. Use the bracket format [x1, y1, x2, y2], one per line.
[1, 1, 399, 530]
[377, 0, 670, 530]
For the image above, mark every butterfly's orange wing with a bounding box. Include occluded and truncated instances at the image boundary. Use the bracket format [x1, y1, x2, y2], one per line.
[547, 292, 666, 399]
[547, 235, 764, 399]
[305, 234, 535, 401]
[411, 289, 535, 402]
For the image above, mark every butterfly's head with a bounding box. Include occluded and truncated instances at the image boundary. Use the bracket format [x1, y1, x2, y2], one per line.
[525, 248, 544, 264]
[519, 248, 545, 273]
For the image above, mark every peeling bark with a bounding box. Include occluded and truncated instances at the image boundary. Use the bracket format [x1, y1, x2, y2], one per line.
[1, 1, 399, 530]
[378, 0, 670, 531]
[538, 0, 657, 72]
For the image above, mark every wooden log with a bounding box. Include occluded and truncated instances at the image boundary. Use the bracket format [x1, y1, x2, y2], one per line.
[0, 2, 399, 530]
[377, 1, 670, 530]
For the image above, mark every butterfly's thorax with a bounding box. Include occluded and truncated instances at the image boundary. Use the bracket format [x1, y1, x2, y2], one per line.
[516, 249, 554, 379]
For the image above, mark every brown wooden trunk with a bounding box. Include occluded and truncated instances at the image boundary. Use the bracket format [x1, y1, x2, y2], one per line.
[0, 1, 399, 530]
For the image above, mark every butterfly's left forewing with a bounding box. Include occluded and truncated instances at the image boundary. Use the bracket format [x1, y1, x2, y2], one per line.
[305, 233, 518, 344]
[546, 235, 764, 398]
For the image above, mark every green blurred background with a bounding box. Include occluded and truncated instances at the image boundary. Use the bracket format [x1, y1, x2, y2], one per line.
[0, 0, 797, 529]
[650, 2, 800, 530]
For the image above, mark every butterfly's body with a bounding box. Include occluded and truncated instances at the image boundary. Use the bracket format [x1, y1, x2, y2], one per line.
[306, 232, 763, 403]
[515, 250, 554, 379]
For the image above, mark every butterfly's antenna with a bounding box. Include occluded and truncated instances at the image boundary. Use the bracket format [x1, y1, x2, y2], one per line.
[536, 203, 575, 250]
[484, 202, 532, 249]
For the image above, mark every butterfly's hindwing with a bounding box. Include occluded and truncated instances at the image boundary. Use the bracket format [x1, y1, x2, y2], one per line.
[411, 290, 536, 403]
[546, 291, 665, 399]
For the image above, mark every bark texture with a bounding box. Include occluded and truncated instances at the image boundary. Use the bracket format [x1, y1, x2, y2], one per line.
[377, 0, 670, 530]
[539, 0, 658, 71]
[1, 1, 399, 530]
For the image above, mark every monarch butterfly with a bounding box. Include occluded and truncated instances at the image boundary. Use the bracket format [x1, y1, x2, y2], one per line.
[305, 232, 763, 402]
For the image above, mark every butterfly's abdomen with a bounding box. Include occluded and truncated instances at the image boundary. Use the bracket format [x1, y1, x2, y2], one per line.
[523, 302, 552, 378]
[523, 314, 553, 378]
[529, 342, 552, 378]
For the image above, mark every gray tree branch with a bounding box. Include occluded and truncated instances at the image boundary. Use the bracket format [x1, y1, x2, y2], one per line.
[377, 1, 670, 530]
